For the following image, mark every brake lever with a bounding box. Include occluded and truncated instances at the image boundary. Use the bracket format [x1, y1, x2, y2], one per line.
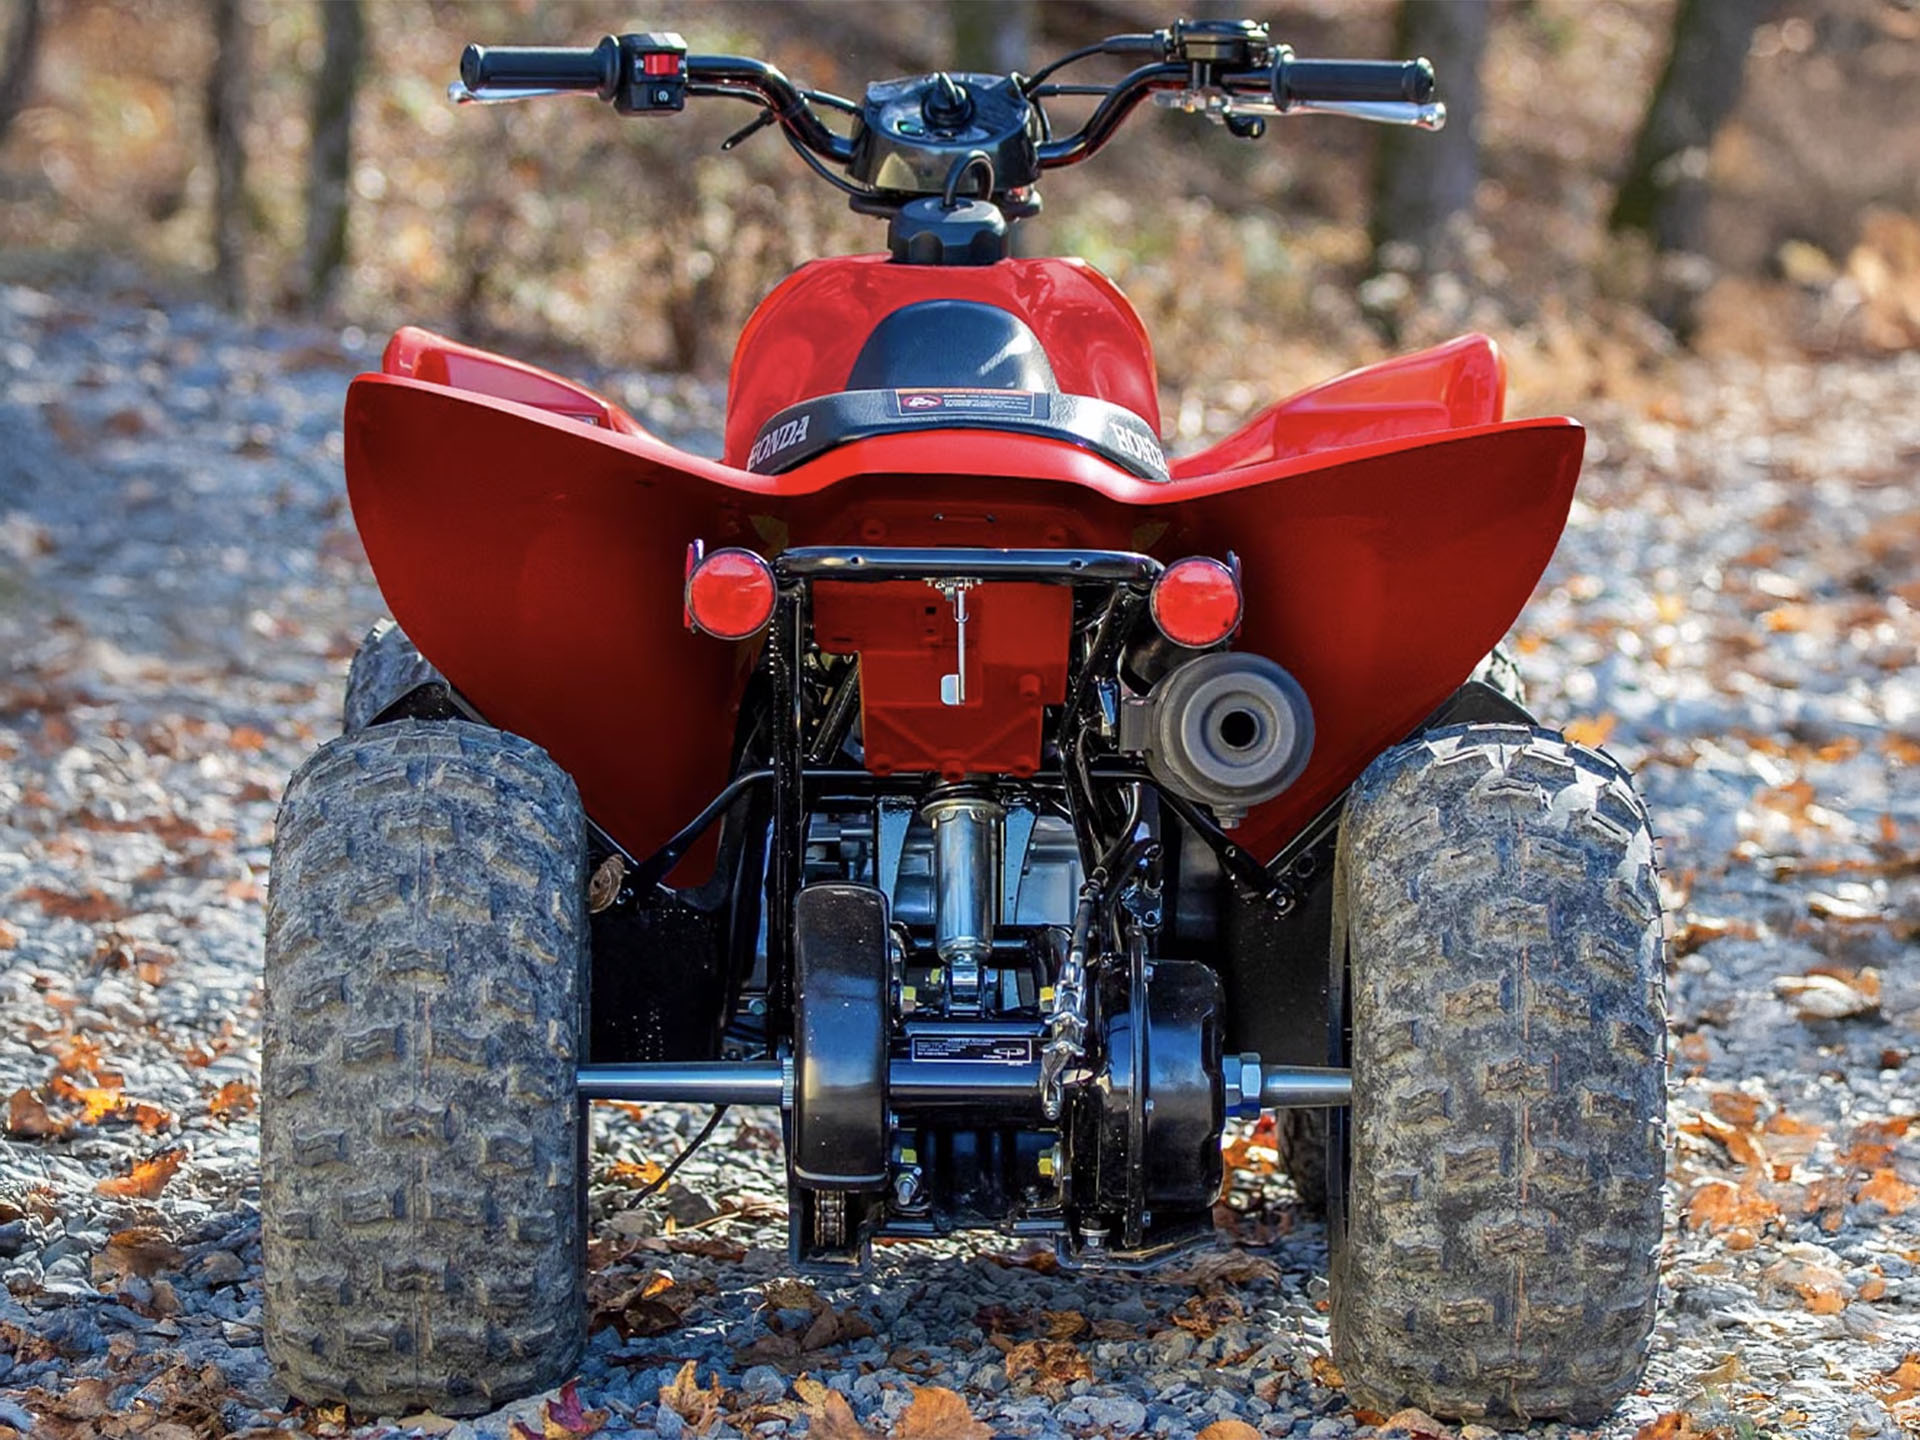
[448, 80, 581, 105]
[1152, 87, 1446, 131]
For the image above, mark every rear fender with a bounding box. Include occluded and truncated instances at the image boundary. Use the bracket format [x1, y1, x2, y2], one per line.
[344, 372, 1579, 868]
[1174, 333, 1506, 477]
[382, 326, 653, 438]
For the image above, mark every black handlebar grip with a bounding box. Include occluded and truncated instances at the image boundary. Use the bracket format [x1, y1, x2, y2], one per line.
[1273, 57, 1437, 107]
[460, 36, 619, 95]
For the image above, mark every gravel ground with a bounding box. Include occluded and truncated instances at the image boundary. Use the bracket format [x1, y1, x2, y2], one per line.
[1, 280, 1917, 1440]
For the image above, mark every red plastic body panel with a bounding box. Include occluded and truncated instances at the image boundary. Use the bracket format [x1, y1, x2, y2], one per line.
[383, 326, 652, 437]
[813, 581, 1073, 781]
[345, 357, 1582, 869]
[1174, 333, 1507, 477]
[723, 255, 1160, 466]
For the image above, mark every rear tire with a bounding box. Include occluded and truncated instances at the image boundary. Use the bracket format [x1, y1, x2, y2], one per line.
[262, 720, 589, 1416]
[1330, 724, 1665, 1422]
[343, 619, 449, 734]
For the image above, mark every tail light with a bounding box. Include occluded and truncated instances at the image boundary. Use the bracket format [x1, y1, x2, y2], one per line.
[686, 546, 776, 639]
[1150, 555, 1242, 648]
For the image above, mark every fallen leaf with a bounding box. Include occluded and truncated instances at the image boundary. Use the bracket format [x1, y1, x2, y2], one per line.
[606, 1158, 667, 1188]
[1775, 970, 1880, 1021]
[588, 853, 627, 913]
[793, 1376, 833, 1409]
[980, 1240, 1057, 1273]
[539, 1380, 608, 1438]
[1197, 1424, 1264, 1440]
[761, 1277, 826, 1312]
[1040, 1309, 1087, 1340]
[15, 884, 128, 923]
[6, 1087, 66, 1139]
[659, 1360, 724, 1435]
[1307, 1354, 1343, 1389]
[96, 1148, 185, 1199]
[1871, 1354, 1920, 1404]
[1379, 1411, 1452, 1440]
[1632, 1415, 1696, 1440]
[1857, 1168, 1919, 1215]
[208, 1079, 257, 1121]
[1002, 1339, 1091, 1392]
[892, 1385, 992, 1440]
[592, 1269, 688, 1339]
[1168, 1249, 1282, 1290]
[94, 1226, 184, 1280]
[1563, 713, 1617, 747]
[1686, 1179, 1779, 1233]
[809, 1391, 878, 1440]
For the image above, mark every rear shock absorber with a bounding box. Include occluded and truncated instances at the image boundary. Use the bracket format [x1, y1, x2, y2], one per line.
[921, 790, 1003, 1014]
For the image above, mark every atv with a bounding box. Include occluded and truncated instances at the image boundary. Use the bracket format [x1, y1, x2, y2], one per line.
[260, 19, 1666, 1425]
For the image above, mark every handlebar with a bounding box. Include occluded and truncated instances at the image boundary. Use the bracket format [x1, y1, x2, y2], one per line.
[451, 23, 1443, 195]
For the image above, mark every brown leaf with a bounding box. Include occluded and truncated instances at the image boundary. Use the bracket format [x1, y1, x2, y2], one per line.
[95, 1226, 184, 1280]
[980, 1240, 1058, 1273]
[892, 1385, 992, 1440]
[659, 1360, 724, 1435]
[606, 1158, 667, 1188]
[1857, 1168, 1919, 1215]
[1040, 1309, 1087, 1340]
[1871, 1355, 1920, 1404]
[15, 885, 128, 923]
[800, 1304, 874, 1352]
[1684, 1179, 1779, 1233]
[1307, 1354, 1342, 1389]
[1197, 1425, 1264, 1440]
[1563, 713, 1617, 748]
[1002, 1339, 1091, 1391]
[1632, 1416, 1694, 1440]
[793, 1376, 833, 1409]
[592, 1269, 688, 1339]
[588, 853, 627, 913]
[6, 1087, 66, 1139]
[542, 1380, 609, 1438]
[809, 1391, 879, 1440]
[208, 1079, 257, 1121]
[1168, 1249, 1281, 1291]
[96, 1148, 185, 1198]
[761, 1277, 827, 1312]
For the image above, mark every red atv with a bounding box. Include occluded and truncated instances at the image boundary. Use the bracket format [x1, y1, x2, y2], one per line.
[260, 19, 1666, 1425]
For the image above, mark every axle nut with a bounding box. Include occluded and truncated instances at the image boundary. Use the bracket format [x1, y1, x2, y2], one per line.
[1224, 1052, 1264, 1118]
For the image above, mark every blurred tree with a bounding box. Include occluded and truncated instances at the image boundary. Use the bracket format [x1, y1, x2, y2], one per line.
[1610, 0, 1775, 257]
[1370, 0, 1487, 273]
[303, 0, 365, 309]
[0, 0, 41, 147]
[951, 0, 1033, 76]
[206, 0, 252, 311]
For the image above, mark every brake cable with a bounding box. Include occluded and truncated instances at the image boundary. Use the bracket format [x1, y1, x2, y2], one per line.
[620, 1105, 731, 1203]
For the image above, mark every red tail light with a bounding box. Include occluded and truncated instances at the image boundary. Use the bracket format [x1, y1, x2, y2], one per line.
[1150, 556, 1242, 648]
[686, 547, 776, 640]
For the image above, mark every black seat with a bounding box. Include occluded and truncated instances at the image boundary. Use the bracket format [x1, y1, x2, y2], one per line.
[745, 299, 1169, 482]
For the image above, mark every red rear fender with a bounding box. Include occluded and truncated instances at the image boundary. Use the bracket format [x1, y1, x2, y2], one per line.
[1175, 333, 1507, 476]
[344, 372, 1579, 866]
[382, 326, 653, 437]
